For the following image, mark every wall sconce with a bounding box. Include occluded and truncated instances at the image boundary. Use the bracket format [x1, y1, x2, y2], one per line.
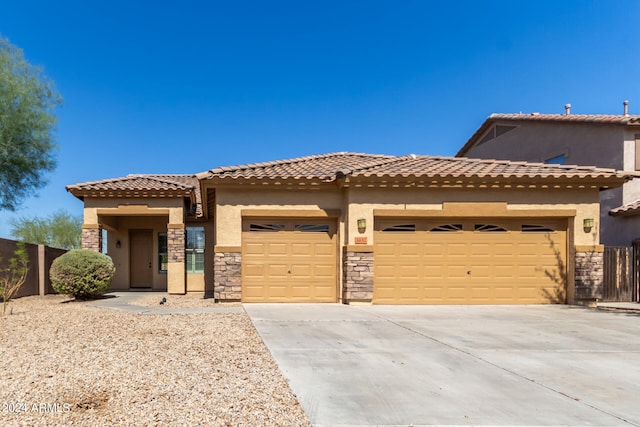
[583, 218, 594, 233]
[357, 218, 366, 233]
[116, 240, 121, 248]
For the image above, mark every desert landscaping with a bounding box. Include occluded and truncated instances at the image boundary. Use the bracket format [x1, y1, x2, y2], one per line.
[0, 295, 310, 426]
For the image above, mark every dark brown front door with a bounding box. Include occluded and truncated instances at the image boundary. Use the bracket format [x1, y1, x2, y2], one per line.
[130, 229, 153, 288]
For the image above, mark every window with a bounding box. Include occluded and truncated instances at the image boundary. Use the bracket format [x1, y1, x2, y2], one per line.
[521, 224, 555, 233]
[381, 224, 416, 232]
[158, 232, 168, 273]
[545, 154, 565, 165]
[249, 223, 286, 232]
[430, 224, 463, 232]
[477, 125, 518, 146]
[186, 227, 205, 273]
[294, 224, 330, 232]
[474, 224, 507, 232]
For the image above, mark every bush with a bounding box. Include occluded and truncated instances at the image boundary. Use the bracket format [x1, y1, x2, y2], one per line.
[50, 250, 115, 299]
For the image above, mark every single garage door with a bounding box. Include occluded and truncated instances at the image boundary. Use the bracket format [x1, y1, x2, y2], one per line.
[374, 218, 567, 304]
[242, 219, 337, 302]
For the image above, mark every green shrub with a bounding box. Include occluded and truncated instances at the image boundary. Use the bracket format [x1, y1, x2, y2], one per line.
[50, 250, 115, 299]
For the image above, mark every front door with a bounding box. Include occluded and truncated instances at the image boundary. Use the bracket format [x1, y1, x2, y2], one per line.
[130, 229, 153, 288]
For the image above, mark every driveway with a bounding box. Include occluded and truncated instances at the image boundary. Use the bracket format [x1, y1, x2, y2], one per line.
[244, 304, 640, 426]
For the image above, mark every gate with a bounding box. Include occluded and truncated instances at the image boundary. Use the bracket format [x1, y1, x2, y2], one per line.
[603, 246, 634, 302]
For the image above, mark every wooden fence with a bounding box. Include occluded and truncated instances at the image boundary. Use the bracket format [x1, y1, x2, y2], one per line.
[602, 246, 636, 302]
[0, 238, 67, 298]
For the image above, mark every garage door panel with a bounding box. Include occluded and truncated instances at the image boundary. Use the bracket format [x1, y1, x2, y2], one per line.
[242, 220, 337, 302]
[374, 218, 567, 304]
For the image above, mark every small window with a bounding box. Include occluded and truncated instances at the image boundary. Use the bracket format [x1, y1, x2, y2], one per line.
[545, 154, 565, 165]
[249, 223, 286, 232]
[294, 224, 330, 232]
[477, 125, 518, 146]
[382, 224, 416, 232]
[158, 232, 168, 273]
[185, 227, 205, 273]
[430, 224, 463, 232]
[495, 125, 517, 138]
[521, 224, 555, 233]
[474, 224, 507, 232]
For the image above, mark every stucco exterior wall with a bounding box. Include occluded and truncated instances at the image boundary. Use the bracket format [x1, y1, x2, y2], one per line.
[215, 188, 343, 246]
[463, 121, 624, 169]
[346, 187, 600, 247]
[463, 121, 640, 246]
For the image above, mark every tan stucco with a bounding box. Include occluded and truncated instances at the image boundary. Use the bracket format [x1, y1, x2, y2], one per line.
[82, 197, 187, 292]
[461, 120, 640, 246]
[345, 187, 599, 247]
[215, 188, 343, 246]
[167, 262, 185, 294]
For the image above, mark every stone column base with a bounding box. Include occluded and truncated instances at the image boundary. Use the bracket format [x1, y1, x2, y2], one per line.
[214, 252, 242, 301]
[574, 250, 604, 302]
[343, 251, 373, 303]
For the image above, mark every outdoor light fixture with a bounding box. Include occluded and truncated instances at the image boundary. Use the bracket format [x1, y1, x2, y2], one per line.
[583, 218, 594, 233]
[357, 218, 367, 233]
[116, 240, 121, 248]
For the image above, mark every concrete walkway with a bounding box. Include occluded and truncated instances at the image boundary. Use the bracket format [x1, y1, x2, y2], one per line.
[89, 292, 243, 314]
[246, 304, 640, 427]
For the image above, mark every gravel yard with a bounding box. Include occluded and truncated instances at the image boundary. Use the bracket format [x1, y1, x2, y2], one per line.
[130, 293, 241, 309]
[0, 295, 310, 426]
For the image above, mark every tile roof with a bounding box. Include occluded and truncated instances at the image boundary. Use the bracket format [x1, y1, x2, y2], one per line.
[199, 152, 634, 183]
[457, 112, 640, 157]
[197, 152, 398, 180]
[488, 113, 640, 125]
[66, 174, 202, 217]
[610, 200, 640, 217]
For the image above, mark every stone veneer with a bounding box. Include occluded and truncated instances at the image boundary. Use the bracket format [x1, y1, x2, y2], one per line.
[343, 251, 373, 302]
[167, 227, 185, 263]
[574, 250, 604, 301]
[82, 226, 102, 252]
[214, 252, 241, 301]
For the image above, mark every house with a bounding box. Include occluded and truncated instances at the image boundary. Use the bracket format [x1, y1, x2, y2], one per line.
[456, 104, 640, 247]
[66, 152, 634, 304]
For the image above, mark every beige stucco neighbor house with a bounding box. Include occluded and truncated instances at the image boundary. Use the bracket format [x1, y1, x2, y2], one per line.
[66, 152, 634, 305]
[456, 108, 640, 247]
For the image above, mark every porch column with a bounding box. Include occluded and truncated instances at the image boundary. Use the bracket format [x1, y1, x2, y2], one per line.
[82, 224, 102, 252]
[167, 224, 186, 294]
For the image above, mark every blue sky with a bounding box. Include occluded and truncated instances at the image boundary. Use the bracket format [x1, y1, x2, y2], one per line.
[1, 1, 639, 238]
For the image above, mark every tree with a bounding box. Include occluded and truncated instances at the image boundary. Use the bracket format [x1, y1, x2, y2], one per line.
[10, 210, 82, 250]
[0, 241, 29, 316]
[0, 35, 62, 211]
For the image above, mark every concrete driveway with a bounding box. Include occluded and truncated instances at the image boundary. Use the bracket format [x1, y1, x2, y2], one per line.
[244, 304, 640, 426]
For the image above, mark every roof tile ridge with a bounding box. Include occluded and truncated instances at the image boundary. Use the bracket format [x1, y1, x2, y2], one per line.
[208, 152, 341, 174]
[348, 154, 409, 174]
[126, 174, 196, 189]
[206, 152, 395, 175]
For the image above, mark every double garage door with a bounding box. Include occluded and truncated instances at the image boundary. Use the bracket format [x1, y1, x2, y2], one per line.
[240, 216, 567, 304]
[374, 218, 567, 304]
[242, 219, 337, 302]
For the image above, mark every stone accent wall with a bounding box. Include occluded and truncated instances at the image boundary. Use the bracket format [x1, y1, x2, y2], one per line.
[574, 250, 604, 301]
[343, 251, 374, 302]
[214, 252, 241, 301]
[167, 227, 185, 263]
[82, 226, 102, 252]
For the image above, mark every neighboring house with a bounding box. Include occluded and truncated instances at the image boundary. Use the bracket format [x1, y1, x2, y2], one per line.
[456, 108, 640, 247]
[66, 152, 633, 305]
